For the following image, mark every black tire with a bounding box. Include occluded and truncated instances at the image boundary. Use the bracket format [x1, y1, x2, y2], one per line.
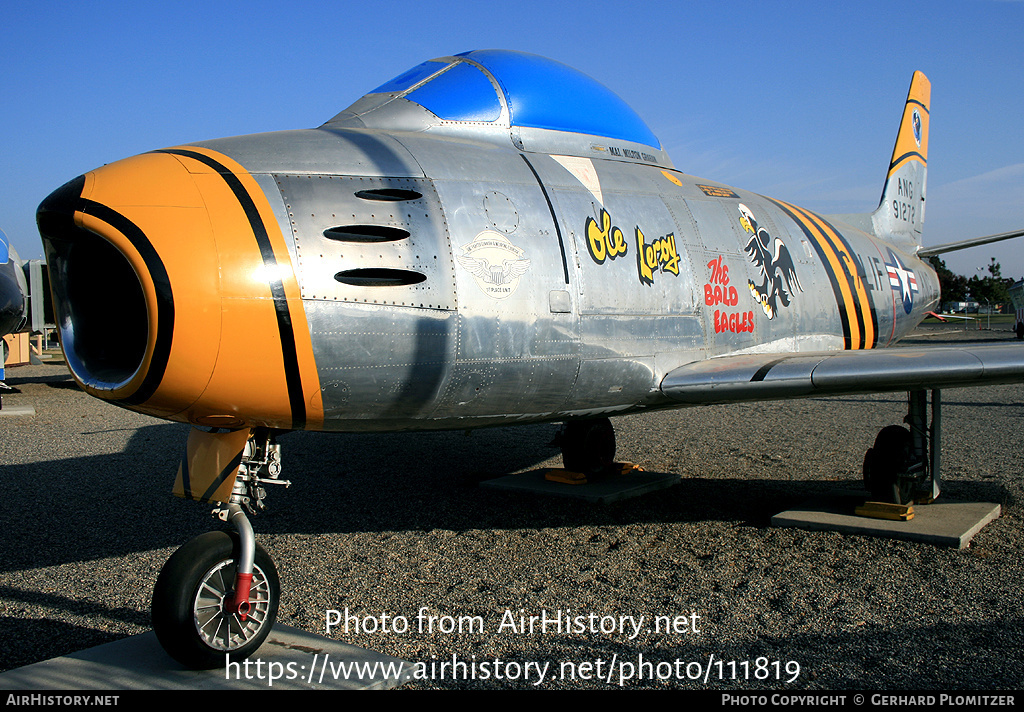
[863, 425, 913, 503]
[152, 530, 279, 669]
[560, 418, 616, 474]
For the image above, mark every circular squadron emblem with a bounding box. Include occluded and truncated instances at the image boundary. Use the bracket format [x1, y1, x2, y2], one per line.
[912, 109, 922, 147]
[457, 230, 531, 300]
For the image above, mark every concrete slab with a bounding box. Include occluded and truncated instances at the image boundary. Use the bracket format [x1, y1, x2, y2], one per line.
[771, 491, 1001, 548]
[481, 467, 678, 503]
[0, 625, 409, 690]
[0, 402, 35, 416]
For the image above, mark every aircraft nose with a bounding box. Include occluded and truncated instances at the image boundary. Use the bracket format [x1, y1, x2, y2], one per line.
[37, 148, 321, 428]
[37, 151, 220, 417]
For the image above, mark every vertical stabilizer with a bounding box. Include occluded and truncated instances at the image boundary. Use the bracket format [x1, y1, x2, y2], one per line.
[872, 71, 930, 246]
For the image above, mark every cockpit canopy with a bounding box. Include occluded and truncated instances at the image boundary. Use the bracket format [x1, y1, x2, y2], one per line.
[325, 50, 662, 153]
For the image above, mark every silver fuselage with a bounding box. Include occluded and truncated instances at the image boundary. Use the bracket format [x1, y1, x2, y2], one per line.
[185, 123, 936, 432]
[37, 53, 940, 433]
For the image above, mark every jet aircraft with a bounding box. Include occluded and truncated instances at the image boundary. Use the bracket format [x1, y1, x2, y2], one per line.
[36, 50, 1024, 668]
[0, 228, 28, 383]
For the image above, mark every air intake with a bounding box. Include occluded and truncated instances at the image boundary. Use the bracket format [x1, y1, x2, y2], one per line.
[354, 188, 423, 202]
[323, 225, 410, 243]
[334, 268, 426, 287]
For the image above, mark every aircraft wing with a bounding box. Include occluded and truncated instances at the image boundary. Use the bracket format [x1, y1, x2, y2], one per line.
[918, 228, 1024, 257]
[660, 344, 1024, 405]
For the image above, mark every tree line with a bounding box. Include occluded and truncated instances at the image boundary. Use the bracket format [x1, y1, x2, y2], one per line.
[928, 256, 1018, 307]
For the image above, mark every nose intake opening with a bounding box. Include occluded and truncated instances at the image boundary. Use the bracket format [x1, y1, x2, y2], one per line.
[43, 223, 149, 391]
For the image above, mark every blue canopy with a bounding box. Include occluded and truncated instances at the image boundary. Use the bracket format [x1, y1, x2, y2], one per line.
[369, 50, 661, 150]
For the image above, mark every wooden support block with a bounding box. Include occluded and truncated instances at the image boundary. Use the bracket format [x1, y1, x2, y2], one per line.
[544, 469, 587, 484]
[855, 501, 915, 521]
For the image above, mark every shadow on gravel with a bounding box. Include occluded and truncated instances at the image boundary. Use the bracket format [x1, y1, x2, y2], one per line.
[1, 365, 73, 388]
[43, 379, 84, 390]
[2, 422, 1011, 572]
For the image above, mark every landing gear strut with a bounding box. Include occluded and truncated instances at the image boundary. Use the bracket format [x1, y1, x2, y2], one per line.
[863, 389, 941, 505]
[559, 417, 616, 475]
[152, 428, 288, 669]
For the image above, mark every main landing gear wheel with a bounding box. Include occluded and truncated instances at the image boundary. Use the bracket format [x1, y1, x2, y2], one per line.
[863, 425, 914, 504]
[560, 417, 616, 475]
[152, 530, 279, 669]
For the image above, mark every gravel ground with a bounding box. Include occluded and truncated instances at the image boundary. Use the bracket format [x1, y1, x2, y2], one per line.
[1, 324, 1022, 690]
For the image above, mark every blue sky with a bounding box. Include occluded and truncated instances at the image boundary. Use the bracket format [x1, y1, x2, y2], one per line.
[3, 0, 1022, 279]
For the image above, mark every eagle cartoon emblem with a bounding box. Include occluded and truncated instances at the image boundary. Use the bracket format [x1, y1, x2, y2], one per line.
[739, 204, 802, 319]
[457, 230, 531, 299]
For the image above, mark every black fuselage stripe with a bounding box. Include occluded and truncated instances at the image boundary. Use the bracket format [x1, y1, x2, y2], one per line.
[814, 213, 879, 348]
[78, 199, 175, 405]
[158, 149, 306, 430]
[520, 154, 570, 284]
[794, 207, 871, 349]
[768, 199, 853, 349]
[787, 202, 872, 350]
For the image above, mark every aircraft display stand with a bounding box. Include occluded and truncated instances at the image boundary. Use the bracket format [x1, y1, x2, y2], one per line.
[769, 384, 1001, 548]
[0, 356, 35, 416]
[0, 624, 409, 691]
[770, 489, 1001, 549]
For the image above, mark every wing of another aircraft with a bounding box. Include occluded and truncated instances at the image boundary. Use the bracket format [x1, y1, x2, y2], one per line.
[0, 229, 28, 339]
[661, 343, 1024, 404]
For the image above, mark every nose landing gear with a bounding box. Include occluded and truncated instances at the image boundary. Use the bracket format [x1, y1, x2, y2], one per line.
[152, 428, 287, 669]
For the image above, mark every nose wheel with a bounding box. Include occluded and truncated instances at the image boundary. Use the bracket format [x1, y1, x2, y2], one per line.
[152, 428, 287, 668]
[152, 530, 279, 669]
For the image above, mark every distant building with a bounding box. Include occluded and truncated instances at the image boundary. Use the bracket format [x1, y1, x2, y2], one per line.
[943, 301, 979, 313]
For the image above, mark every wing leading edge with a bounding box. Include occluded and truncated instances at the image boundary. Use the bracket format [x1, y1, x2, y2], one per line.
[660, 345, 1024, 405]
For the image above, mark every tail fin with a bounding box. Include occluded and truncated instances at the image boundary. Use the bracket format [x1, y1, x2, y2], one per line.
[871, 71, 930, 246]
